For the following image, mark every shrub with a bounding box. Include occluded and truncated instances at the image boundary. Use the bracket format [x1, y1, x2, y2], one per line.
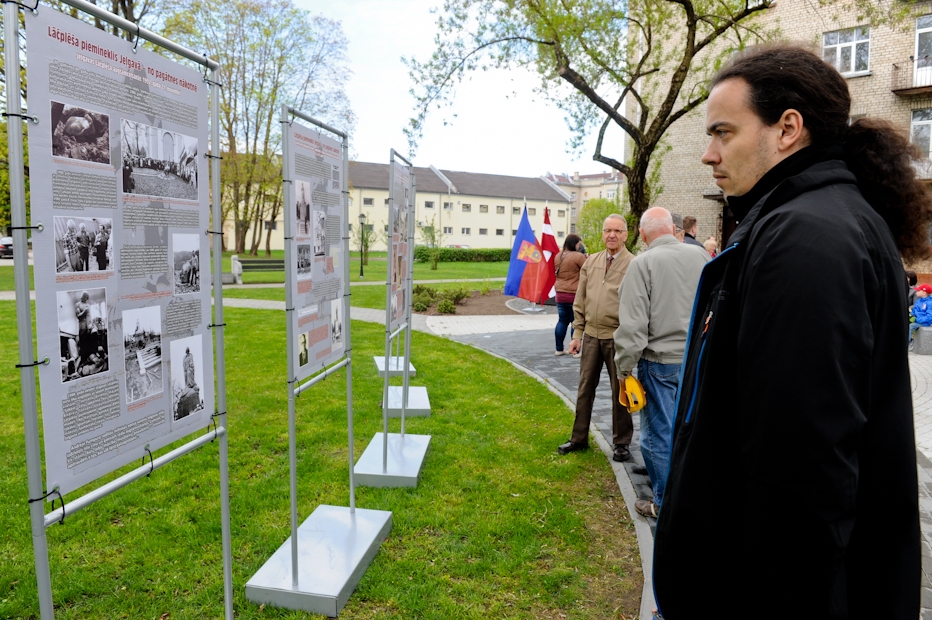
[437, 299, 456, 314]
[413, 291, 434, 308]
[413, 284, 438, 298]
[413, 299, 429, 312]
[413, 246, 511, 263]
[440, 285, 471, 305]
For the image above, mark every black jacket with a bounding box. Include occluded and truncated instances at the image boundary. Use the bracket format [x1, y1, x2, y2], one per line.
[654, 147, 919, 619]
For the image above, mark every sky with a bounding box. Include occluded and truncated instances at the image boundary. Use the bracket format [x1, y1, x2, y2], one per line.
[296, 0, 625, 178]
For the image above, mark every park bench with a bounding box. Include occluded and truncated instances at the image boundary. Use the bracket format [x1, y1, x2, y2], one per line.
[226, 255, 285, 284]
[915, 326, 932, 355]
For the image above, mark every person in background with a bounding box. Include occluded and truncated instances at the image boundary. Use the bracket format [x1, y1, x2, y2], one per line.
[613, 207, 709, 518]
[907, 270, 918, 308]
[702, 238, 718, 257]
[670, 213, 686, 242]
[558, 215, 635, 463]
[553, 234, 587, 356]
[682, 216, 705, 248]
[576, 239, 587, 255]
[910, 283, 932, 349]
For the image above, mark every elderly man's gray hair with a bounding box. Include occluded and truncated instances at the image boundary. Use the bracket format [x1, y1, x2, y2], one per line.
[603, 214, 627, 230]
[639, 207, 674, 237]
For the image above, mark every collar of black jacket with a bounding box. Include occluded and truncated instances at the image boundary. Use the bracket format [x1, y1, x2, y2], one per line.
[725, 144, 852, 247]
[725, 144, 844, 222]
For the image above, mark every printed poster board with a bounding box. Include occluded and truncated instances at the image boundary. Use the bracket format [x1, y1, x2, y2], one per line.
[26, 8, 214, 496]
[387, 160, 412, 330]
[287, 121, 346, 380]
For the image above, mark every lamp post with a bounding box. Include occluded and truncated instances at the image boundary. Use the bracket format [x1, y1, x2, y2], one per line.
[358, 212, 366, 279]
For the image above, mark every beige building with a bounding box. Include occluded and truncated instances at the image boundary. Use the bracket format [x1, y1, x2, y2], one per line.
[226, 162, 577, 253]
[647, 0, 932, 272]
[543, 170, 626, 232]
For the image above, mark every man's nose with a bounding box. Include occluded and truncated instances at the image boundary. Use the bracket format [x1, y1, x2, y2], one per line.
[701, 141, 718, 165]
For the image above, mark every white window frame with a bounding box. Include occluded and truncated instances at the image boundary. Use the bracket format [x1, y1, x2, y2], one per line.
[424, 201, 434, 209]
[462, 227, 471, 235]
[443, 226, 453, 234]
[822, 26, 870, 76]
[363, 197, 374, 206]
[443, 202, 453, 211]
[912, 108, 932, 158]
[496, 205, 505, 214]
[479, 228, 487, 235]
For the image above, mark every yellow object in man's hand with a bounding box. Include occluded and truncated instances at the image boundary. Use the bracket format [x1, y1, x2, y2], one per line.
[618, 375, 647, 413]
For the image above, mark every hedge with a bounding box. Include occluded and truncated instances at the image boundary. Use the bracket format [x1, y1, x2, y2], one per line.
[413, 246, 512, 263]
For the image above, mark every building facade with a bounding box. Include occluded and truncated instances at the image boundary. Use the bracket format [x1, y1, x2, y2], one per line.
[648, 0, 932, 272]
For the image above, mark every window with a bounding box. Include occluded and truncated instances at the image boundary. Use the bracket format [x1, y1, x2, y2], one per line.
[363, 197, 374, 206]
[912, 109, 932, 158]
[528, 208, 536, 216]
[443, 226, 453, 234]
[570, 223, 576, 233]
[496, 205, 505, 214]
[571, 208, 576, 217]
[607, 189, 615, 199]
[582, 200, 589, 207]
[558, 210, 565, 217]
[512, 229, 518, 236]
[512, 206, 520, 214]
[264, 220, 277, 230]
[462, 227, 471, 235]
[571, 192, 577, 200]
[479, 228, 487, 235]
[424, 201, 434, 209]
[479, 204, 488, 213]
[348, 224, 353, 232]
[443, 202, 453, 210]
[496, 229, 504, 236]
[557, 231, 565, 238]
[462, 204, 471, 212]
[364, 224, 374, 232]
[823, 26, 870, 74]
[916, 16, 932, 88]
[384, 198, 390, 205]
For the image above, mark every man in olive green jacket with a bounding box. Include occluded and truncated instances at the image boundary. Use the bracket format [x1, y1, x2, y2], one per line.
[558, 214, 635, 462]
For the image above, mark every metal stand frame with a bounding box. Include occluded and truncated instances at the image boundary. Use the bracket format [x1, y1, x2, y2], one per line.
[5, 1, 233, 618]
[244, 107, 390, 616]
[356, 150, 430, 488]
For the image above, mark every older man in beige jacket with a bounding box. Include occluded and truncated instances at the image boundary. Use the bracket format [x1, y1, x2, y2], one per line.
[614, 207, 709, 518]
[558, 214, 635, 462]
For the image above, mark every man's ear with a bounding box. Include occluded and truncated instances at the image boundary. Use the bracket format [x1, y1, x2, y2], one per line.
[778, 108, 807, 152]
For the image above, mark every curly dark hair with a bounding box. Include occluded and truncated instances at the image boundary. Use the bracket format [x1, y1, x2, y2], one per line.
[712, 44, 932, 263]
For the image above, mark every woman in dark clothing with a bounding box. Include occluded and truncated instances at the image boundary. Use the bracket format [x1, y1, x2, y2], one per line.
[553, 234, 587, 355]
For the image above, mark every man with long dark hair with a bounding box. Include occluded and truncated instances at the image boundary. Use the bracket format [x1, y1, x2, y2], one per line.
[654, 44, 931, 618]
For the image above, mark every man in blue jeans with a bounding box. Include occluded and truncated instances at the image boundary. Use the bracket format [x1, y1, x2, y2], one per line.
[614, 207, 708, 518]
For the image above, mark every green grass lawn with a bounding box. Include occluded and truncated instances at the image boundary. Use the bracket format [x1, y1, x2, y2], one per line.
[0, 303, 641, 619]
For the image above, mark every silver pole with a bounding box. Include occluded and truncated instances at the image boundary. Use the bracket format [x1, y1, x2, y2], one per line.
[281, 105, 299, 584]
[343, 134, 356, 512]
[209, 65, 234, 620]
[6, 3, 54, 617]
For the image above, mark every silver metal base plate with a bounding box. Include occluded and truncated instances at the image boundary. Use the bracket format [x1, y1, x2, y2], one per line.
[245, 505, 392, 616]
[386, 385, 431, 417]
[373, 356, 416, 378]
[354, 432, 431, 488]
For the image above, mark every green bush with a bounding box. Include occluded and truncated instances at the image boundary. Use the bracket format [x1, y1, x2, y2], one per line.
[437, 299, 456, 314]
[413, 299, 430, 312]
[413, 291, 434, 308]
[413, 246, 511, 263]
[413, 284, 438, 298]
[439, 285, 471, 305]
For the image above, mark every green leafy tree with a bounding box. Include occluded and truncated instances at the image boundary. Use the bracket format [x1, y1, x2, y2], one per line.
[163, 0, 354, 254]
[576, 198, 621, 255]
[418, 215, 445, 269]
[405, 0, 908, 244]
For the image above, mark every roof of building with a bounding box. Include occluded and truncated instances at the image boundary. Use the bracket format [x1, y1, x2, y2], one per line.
[544, 171, 623, 184]
[349, 161, 569, 202]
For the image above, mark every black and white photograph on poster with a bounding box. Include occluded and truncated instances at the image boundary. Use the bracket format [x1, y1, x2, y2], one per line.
[296, 180, 311, 236]
[51, 102, 110, 164]
[330, 299, 343, 347]
[393, 188, 409, 235]
[170, 335, 205, 421]
[121, 119, 198, 201]
[54, 216, 113, 273]
[297, 244, 311, 278]
[122, 306, 163, 404]
[313, 210, 327, 256]
[298, 332, 309, 367]
[172, 233, 201, 295]
[57, 288, 109, 383]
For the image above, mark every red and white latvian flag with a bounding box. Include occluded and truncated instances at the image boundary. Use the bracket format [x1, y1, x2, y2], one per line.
[540, 206, 560, 301]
